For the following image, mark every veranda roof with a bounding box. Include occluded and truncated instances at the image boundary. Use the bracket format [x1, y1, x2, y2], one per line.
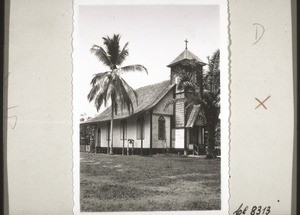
[185, 105, 206, 128]
[167, 49, 207, 67]
[82, 80, 175, 124]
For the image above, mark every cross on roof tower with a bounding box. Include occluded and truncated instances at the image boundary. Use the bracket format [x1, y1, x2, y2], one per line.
[185, 39, 188, 50]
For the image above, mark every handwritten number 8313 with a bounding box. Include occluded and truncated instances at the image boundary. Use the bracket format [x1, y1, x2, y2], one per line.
[233, 204, 271, 215]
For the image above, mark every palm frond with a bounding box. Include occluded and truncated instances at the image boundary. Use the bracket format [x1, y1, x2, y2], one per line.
[94, 90, 106, 112]
[106, 83, 115, 104]
[87, 84, 100, 102]
[102, 34, 121, 67]
[88, 73, 112, 110]
[109, 75, 135, 114]
[117, 42, 129, 65]
[119, 77, 138, 106]
[117, 64, 148, 74]
[179, 59, 202, 70]
[101, 81, 110, 107]
[177, 79, 195, 92]
[90, 72, 109, 86]
[90, 45, 112, 67]
[204, 49, 220, 92]
[117, 80, 134, 114]
[88, 74, 110, 102]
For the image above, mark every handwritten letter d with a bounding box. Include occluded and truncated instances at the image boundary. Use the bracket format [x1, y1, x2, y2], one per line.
[253, 23, 265, 45]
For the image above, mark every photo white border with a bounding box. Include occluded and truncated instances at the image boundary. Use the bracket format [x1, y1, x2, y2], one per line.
[72, 0, 229, 214]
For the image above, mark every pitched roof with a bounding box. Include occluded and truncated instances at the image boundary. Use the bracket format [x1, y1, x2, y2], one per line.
[82, 80, 174, 124]
[167, 49, 207, 67]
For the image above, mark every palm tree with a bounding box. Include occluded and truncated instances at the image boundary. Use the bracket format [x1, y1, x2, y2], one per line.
[203, 50, 220, 158]
[202, 89, 220, 158]
[168, 49, 220, 158]
[204, 50, 220, 92]
[87, 34, 147, 154]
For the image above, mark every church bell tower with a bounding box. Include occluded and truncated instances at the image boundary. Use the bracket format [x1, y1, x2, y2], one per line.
[167, 40, 206, 154]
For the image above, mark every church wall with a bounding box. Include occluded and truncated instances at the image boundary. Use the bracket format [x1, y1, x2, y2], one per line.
[125, 113, 151, 149]
[175, 93, 185, 127]
[175, 128, 185, 149]
[171, 129, 175, 148]
[94, 112, 151, 150]
[95, 122, 109, 149]
[112, 120, 122, 148]
[151, 114, 171, 149]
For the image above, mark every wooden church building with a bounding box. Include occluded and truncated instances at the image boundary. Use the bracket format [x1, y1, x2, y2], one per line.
[80, 45, 208, 155]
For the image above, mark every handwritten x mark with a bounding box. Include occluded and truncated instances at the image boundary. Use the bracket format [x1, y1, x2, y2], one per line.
[255, 96, 271, 110]
[7, 116, 18, 129]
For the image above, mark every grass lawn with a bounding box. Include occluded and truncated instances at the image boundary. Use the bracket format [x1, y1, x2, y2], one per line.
[80, 153, 221, 212]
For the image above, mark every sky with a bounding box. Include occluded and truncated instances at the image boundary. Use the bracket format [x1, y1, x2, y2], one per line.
[74, 4, 220, 118]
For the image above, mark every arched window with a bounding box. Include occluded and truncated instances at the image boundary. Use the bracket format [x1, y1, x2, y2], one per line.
[120, 120, 127, 140]
[158, 116, 166, 140]
[137, 116, 144, 140]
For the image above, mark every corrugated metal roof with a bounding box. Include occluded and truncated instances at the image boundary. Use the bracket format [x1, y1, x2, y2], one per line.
[167, 49, 207, 67]
[82, 80, 175, 124]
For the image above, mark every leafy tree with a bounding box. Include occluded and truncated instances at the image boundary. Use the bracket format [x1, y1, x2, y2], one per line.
[205, 50, 220, 92]
[80, 124, 95, 146]
[203, 49, 220, 158]
[87, 34, 147, 154]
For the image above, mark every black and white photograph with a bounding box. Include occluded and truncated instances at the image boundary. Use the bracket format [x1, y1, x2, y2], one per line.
[73, 0, 229, 214]
[4, 0, 296, 214]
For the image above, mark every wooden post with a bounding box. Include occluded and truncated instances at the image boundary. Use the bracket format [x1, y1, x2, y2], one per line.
[83, 125, 86, 146]
[109, 102, 114, 155]
[140, 120, 144, 156]
[122, 139, 125, 155]
[197, 127, 201, 155]
[169, 118, 172, 152]
[122, 122, 125, 155]
[107, 140, 109, 154]
[149, 110, 153, 156]
[202, 128, 205, 148]
[132, 141, 134, 155]
[127, 140, 129, 156]
[184, 128, 188, 155]
[94, 125, 98, 154]
[193, 127, 196, 155]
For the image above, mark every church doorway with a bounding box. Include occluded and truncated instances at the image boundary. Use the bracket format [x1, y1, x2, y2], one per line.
[189, 125, 205, 155]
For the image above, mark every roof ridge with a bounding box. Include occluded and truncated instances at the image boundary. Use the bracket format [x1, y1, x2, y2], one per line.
[134, 80, 169, 91]
[81, 80, 173, 124]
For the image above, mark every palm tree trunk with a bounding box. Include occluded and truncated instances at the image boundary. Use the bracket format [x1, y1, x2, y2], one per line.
[109, 101, 114, 155]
